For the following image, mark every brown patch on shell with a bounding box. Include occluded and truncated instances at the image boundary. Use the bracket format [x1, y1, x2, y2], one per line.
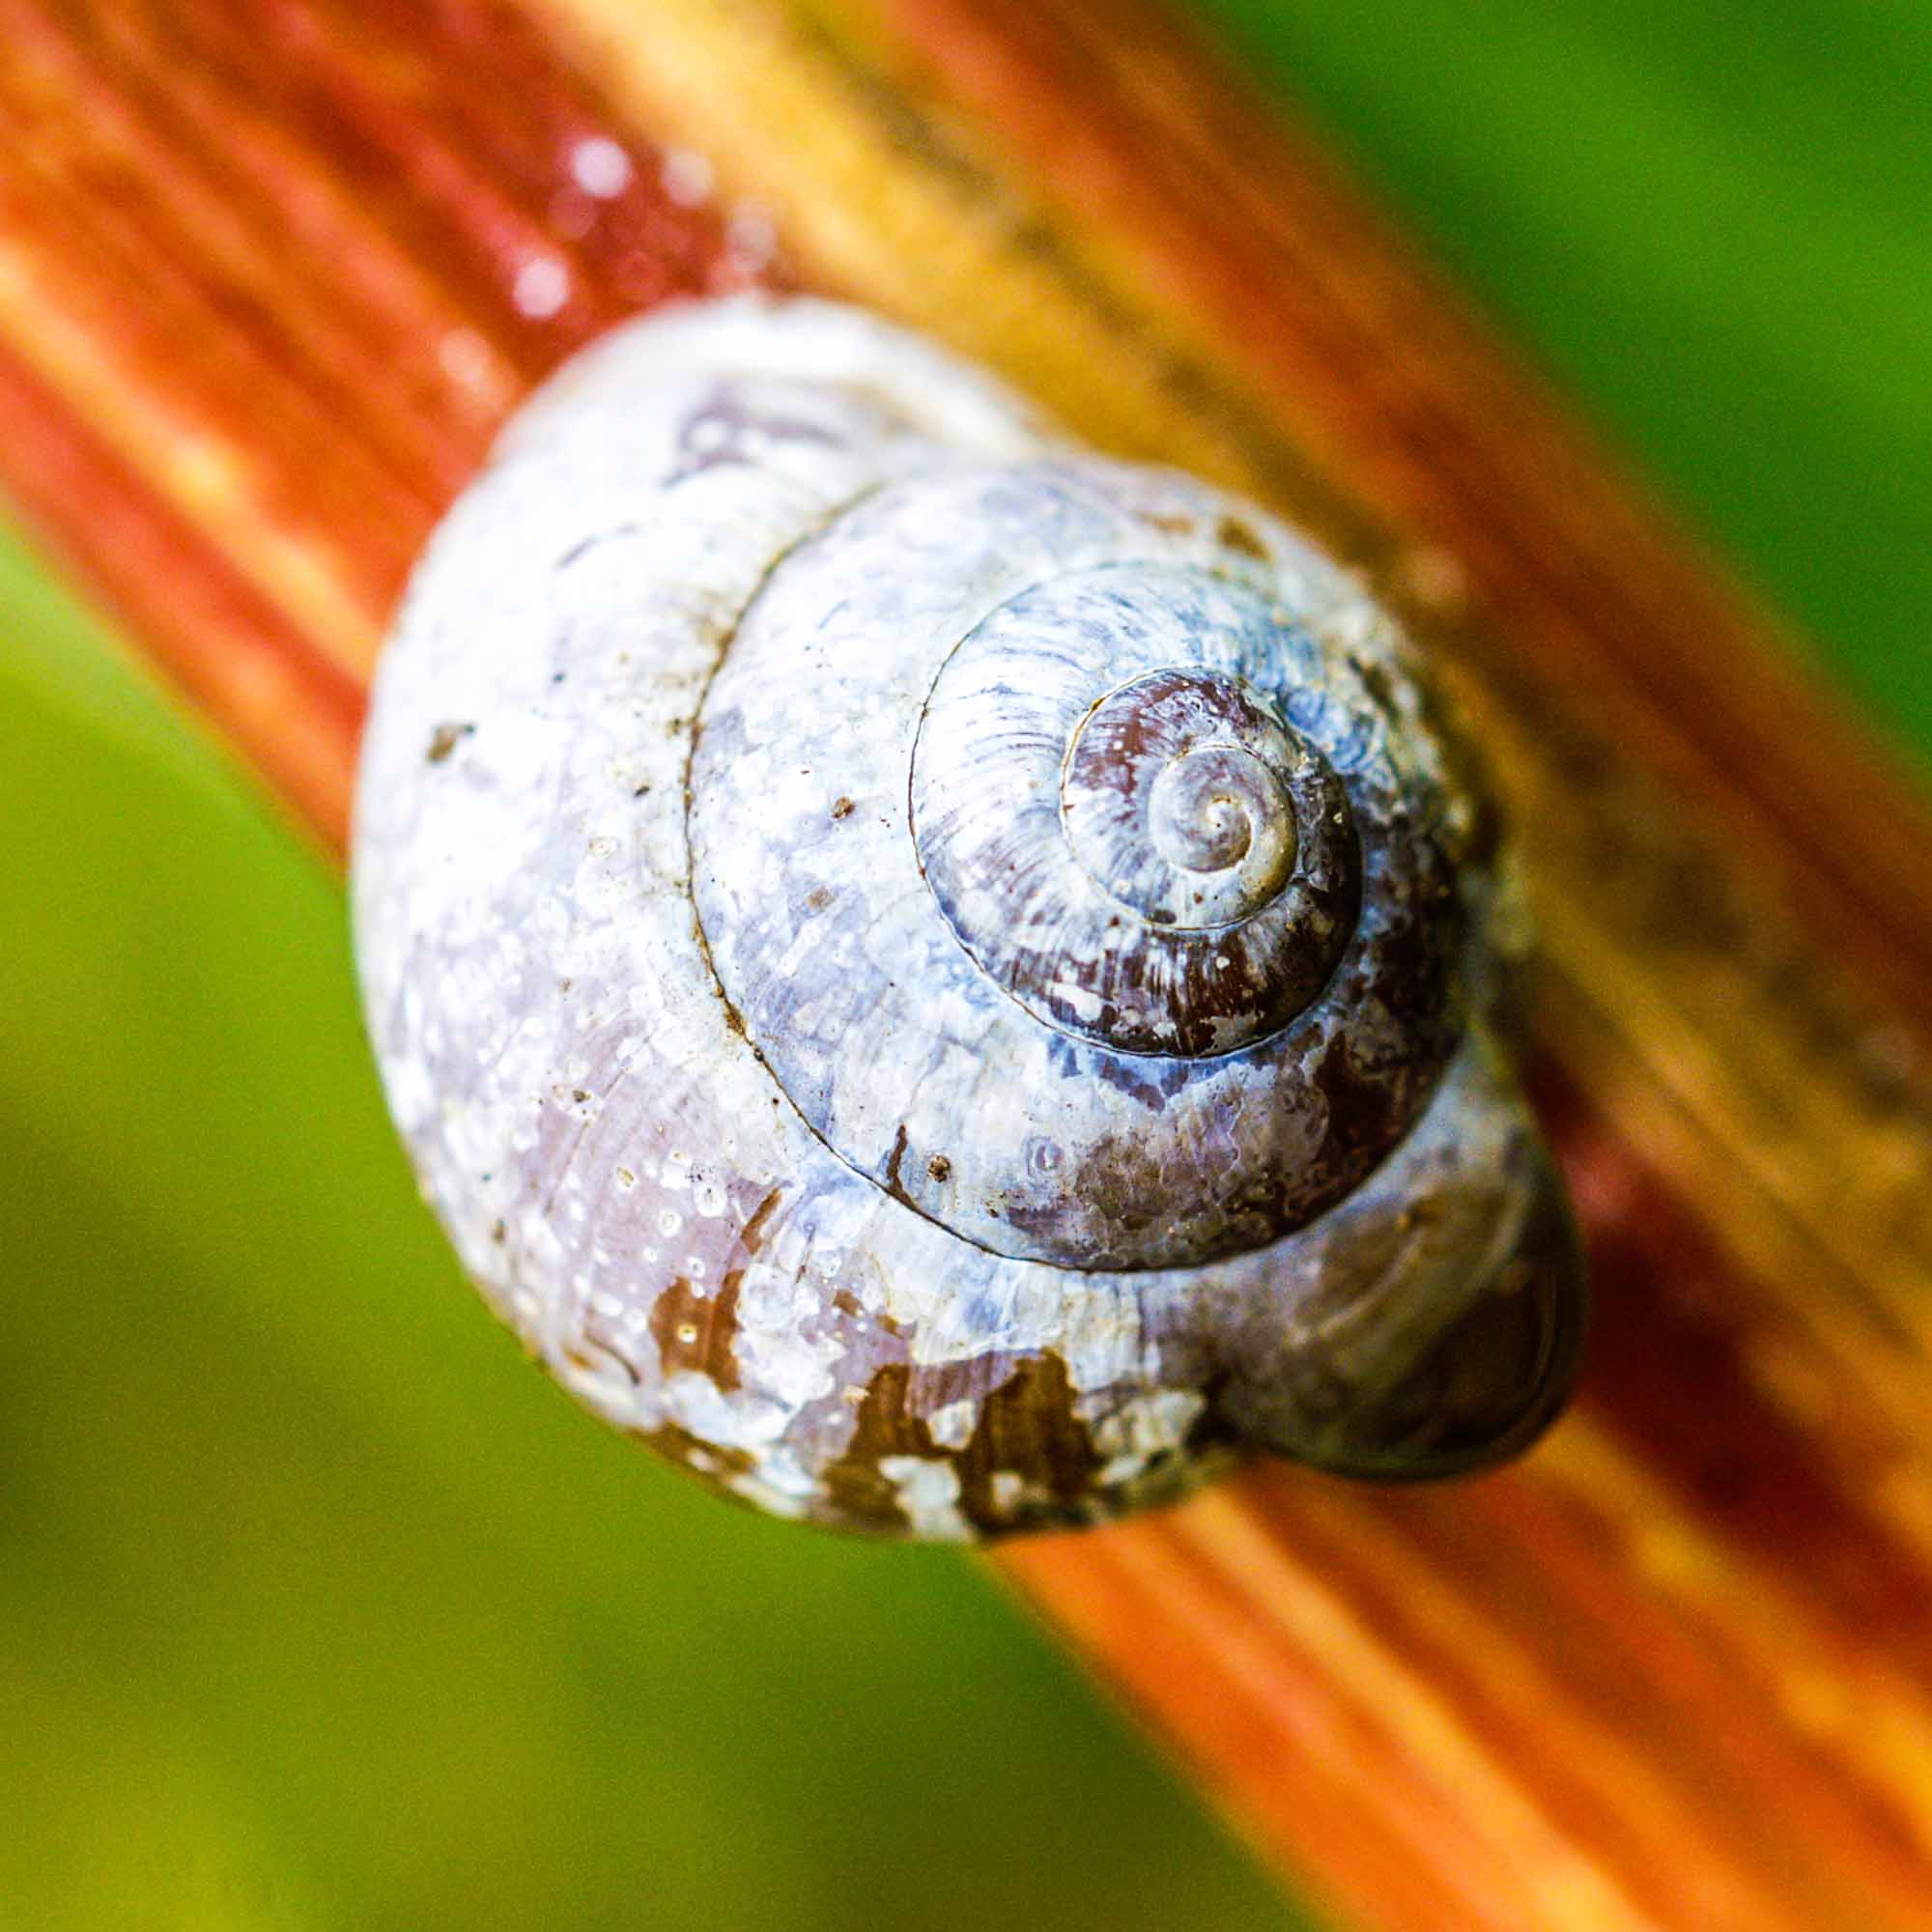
[1136, 508, 1195, 536]
[649, 1272, 744, 1390]
[564, 1330, 642, 1384]
[832, 1288, 906, 1336]
[738, 1186, 783, 1253]
[638, 1424, 757, 1506]
[424, 722, 473, 763]
[882, 1123, 913, 1206]
[1309, 1036, 1409, 1185]
[1008, 1123, 1185, 1257]
[821, 1352, 1102, 1535]
[1215, 514, 1269, 560]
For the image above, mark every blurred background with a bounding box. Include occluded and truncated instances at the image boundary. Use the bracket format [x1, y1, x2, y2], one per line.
[3, 3, 1927, 1928]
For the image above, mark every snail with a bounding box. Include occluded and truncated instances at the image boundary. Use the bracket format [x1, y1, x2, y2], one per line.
[352, 294, 1586, 1540]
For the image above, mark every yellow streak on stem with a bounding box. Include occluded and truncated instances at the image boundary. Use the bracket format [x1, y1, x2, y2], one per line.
[1168, 1486, 1661, 1932]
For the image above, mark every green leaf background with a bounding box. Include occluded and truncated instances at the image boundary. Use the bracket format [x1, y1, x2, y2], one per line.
[2, 6, 1926, 1927]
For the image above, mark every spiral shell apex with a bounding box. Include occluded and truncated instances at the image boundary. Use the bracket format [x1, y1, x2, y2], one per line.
[352, 294, 1586, 1539]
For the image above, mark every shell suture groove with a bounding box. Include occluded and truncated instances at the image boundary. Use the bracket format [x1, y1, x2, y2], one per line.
[352, 295, 1585, 1538]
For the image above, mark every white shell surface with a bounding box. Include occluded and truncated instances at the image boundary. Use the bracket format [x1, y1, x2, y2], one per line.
[691, 460, 1471, 1270]
[353, 295, 1583, 1537]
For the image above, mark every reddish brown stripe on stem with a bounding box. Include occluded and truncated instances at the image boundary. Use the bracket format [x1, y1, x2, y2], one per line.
[1011, 1062, 1932, 1932]
[0, 0, 769, 761]
[1570, 1133, 1932, 1650]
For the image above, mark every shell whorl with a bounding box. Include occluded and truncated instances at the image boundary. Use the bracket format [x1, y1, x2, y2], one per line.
[1065, 669, 1303, 925]
[914, 572, 1363, 1061]
[689, 458, 1466, 1273]
[352, 295, 1585, 1539]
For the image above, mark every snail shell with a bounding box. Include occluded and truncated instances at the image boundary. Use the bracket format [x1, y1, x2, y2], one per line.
[353, 294, 1585, 1539]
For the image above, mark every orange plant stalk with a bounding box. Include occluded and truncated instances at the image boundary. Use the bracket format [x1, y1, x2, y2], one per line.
[3, 3, 1932, 1929]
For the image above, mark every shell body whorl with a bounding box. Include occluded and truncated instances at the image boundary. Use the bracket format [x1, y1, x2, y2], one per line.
[353, 295, 1585, 1539]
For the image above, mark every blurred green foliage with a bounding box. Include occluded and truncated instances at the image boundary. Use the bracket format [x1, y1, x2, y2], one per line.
[1, 4, 1927, 1929]
[0, 533, 1303, 1932]
[1199, 0, 1932, 765]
